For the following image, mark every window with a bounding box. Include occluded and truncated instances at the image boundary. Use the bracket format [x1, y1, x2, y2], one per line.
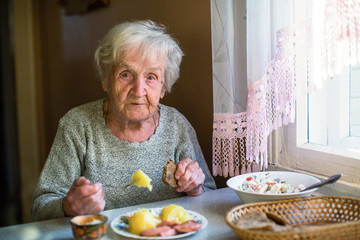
[270, 1, 360, 196]
[274, 63, 360, 194]
[350, 65, 360, 137]
[308, 64, 360, 156]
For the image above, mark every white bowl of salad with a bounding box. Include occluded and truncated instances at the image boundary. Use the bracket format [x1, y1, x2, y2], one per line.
[226, 171, 321, 203]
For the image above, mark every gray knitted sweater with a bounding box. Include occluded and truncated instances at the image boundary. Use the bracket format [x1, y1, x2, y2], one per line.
[31, 99, 216, 221]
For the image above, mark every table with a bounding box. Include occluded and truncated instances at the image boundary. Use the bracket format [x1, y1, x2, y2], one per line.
[0, 187, 242, 240]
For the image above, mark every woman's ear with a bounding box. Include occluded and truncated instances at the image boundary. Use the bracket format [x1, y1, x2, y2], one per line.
[160, 87, 166, 99]
[102, 80, 108, 92]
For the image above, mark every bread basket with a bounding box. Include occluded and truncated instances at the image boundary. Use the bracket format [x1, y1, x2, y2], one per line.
[225, 196, 360, 240]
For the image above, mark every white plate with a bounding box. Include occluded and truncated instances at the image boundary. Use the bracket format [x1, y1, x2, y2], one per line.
[110, 207, 208, 240]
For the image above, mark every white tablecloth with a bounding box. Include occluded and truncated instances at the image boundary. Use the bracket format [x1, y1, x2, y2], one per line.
[0, 187, 242, 240]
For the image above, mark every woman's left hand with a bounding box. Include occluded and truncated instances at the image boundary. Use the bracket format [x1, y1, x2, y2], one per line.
[175, 158, 205, 196]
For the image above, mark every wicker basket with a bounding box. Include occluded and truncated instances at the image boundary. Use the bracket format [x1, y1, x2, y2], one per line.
[225, 196, 360, 240]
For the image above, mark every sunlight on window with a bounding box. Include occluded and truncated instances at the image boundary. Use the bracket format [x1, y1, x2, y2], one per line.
[350, 65, 360, 137]
[308, 62, 360, 155]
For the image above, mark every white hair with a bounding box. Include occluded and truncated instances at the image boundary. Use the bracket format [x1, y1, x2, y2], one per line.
[94, 20, 184, 93]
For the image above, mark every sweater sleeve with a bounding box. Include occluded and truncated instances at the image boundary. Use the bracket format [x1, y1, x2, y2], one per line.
[191, 135, 217, 191]
[174, 114, 217, 191]
[188, 128, 217, 191]
[31, 117, 85, 221]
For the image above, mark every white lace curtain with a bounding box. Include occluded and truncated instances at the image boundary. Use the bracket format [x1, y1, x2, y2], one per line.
[211, 0, 360, 177]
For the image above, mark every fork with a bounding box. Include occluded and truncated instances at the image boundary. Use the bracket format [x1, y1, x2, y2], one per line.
[68, 182, 135, 191]
[103, 182, 135, 190]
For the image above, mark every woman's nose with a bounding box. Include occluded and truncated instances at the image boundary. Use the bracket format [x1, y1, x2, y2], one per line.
[131, 77, 146, 96]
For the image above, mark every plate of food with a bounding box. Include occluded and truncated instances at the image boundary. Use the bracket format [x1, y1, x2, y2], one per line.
[111, 204, 207, 239]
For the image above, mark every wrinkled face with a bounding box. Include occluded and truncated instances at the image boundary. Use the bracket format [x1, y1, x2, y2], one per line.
[103, 50, 166, 123]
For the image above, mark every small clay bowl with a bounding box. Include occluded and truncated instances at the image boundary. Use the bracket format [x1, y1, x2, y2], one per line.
[70, 214, 108, 239]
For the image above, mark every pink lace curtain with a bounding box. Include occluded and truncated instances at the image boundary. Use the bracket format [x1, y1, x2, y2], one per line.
[211, 0, 360, 178]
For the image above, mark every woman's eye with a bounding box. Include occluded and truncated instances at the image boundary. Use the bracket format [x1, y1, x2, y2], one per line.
[119, 72, 132, 80]
[147, 75, 157, 81]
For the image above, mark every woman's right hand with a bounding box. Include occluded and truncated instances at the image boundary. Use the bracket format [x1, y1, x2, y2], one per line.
[62, 176, 105, 217]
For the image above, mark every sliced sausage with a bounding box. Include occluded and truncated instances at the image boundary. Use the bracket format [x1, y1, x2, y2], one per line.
[174, 220, 202, 233]
[156, 220, 179, 227]
[140, 226, 172, 236]
[159, 228, 177, 237]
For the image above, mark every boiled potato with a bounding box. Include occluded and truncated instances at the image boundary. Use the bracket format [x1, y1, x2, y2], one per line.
[131, 169, 152, 191]
[128, 209, 159, 235]
[160, 204, 192, 224]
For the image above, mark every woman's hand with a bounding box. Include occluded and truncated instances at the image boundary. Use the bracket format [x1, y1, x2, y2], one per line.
[175, 158, 205, 196]
[62, 177, 105, 217]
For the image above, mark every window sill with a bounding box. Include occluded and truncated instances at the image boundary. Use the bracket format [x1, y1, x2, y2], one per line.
[300, 140, 360, 161]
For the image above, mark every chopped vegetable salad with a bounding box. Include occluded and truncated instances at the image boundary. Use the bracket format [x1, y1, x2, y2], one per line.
[239, 173, 305, 194]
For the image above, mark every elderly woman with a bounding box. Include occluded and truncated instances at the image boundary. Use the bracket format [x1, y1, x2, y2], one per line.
[31, 20, 216, 221]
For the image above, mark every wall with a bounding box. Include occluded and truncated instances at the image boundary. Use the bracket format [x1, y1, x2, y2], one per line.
[38, 0, 213, 159]
[19, 0, 228, 222]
